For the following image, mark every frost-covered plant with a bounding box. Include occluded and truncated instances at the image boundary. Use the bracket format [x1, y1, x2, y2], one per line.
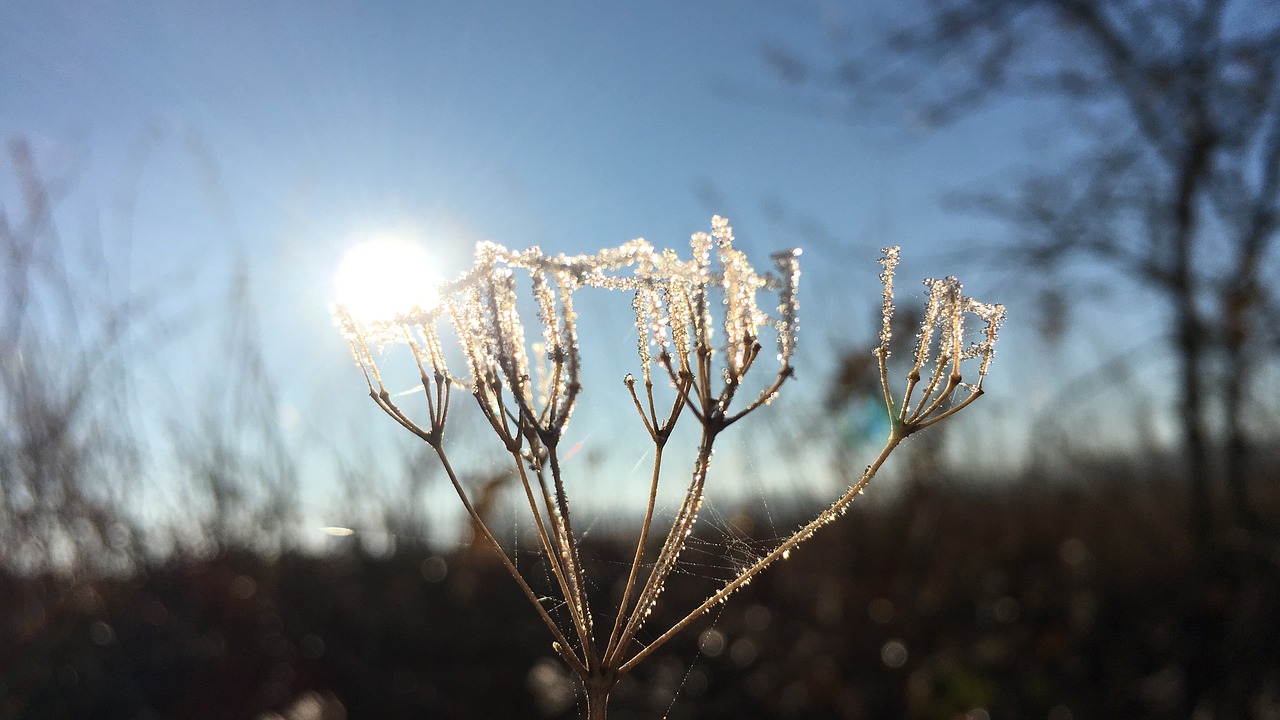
[333, 217, 1003, 719]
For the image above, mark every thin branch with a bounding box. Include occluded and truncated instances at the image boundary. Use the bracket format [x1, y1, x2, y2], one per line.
[619, 432, 904, 674]
[431, 444, 587, 676]
[605, 443, 666, 658]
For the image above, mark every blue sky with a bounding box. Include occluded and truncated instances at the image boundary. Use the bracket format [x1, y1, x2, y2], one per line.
[2, 1, 1139, 535]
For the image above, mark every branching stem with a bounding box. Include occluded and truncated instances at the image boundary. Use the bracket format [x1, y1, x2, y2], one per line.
[430, 443, 587, 676]
[619, 431, 903, 673]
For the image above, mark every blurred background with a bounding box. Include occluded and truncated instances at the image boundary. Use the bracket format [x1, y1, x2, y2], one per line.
[2, 1, 1278, 718]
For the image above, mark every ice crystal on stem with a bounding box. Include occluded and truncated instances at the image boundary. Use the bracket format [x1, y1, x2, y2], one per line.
[332, 221, 1001, 719]
[875, 248, 1006, 437]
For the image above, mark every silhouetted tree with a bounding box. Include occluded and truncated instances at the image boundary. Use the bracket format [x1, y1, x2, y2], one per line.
[765, 0, 1280, 538]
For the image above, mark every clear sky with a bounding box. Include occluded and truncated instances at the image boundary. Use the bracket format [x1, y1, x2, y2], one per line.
[1, 2, 1147, 540]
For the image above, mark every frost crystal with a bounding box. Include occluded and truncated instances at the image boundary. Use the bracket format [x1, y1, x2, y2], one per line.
[872, 246, 1006, 432]
[333, 217, 801, 437]
[876, 246, 899, 361]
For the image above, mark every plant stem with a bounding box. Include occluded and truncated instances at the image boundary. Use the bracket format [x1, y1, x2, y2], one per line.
[607, 429, 717, 666]
[618, 431, 903, 673]
[582, 676, 614, 720]
[432, 445, 587, 676]
[511, 455, 591, 657]
[606, 443, 664, 657]
[549, 448, 598, 665]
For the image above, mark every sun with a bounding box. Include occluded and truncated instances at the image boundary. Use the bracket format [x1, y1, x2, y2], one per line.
[334, 236, 441, 323]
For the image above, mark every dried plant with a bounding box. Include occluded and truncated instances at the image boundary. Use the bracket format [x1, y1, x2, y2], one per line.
[333, 217, 1004, 718]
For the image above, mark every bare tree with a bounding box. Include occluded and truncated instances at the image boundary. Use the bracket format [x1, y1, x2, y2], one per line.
[765, 0, 1280, 537]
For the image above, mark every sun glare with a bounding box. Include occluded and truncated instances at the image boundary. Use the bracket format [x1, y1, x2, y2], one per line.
[334, 237, 440, 323]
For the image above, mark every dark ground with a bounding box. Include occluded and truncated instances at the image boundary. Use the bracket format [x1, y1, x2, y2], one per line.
[3, 471, 1279, 720]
